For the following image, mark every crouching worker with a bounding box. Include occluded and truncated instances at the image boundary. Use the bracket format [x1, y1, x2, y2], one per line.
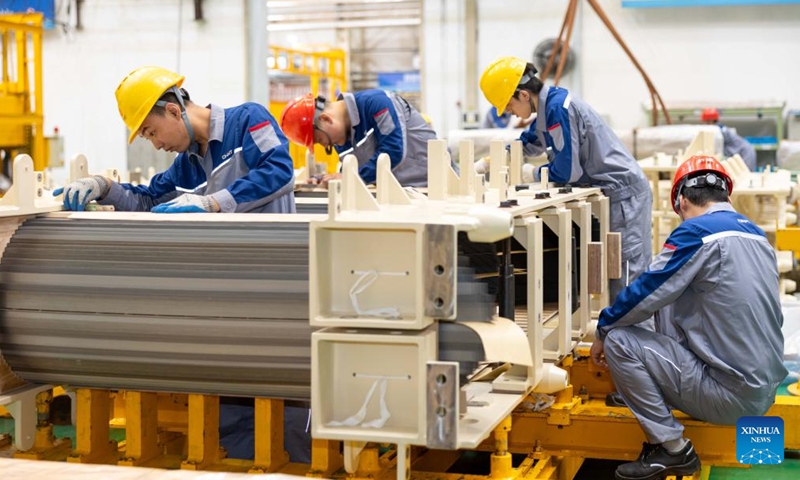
[591, 155, 787, 480]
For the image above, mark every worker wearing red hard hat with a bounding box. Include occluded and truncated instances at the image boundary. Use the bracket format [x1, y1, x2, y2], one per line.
[591, 155, 786, 480]
[280, 89, 437, 187]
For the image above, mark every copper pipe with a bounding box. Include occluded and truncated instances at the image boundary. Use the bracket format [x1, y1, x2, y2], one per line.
[554, 0, 579, 84]
[541, 0, 576, 81]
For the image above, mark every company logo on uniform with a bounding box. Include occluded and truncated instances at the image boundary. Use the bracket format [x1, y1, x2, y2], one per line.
[221, 149, 234, 160]
[736, 416, 783, 464]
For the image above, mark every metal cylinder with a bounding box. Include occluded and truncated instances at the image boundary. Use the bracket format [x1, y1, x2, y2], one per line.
[0, 216, 313, 399]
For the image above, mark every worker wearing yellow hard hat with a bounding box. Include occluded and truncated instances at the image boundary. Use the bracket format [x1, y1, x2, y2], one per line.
[54, 66, 296, 214]
[480, 56, 652, 304]
[590, 155, 786, 480]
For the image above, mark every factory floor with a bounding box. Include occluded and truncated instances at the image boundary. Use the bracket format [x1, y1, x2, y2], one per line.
[1, 391, 798, 479]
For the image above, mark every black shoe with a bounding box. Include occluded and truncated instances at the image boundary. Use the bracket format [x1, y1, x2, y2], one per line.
[606, 392, 627, 407]
[615, 440, 700, 480]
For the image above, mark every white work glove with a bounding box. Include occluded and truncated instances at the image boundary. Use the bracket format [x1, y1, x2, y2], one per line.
[474, 157, 489, 175]
[522, 163, 536, 184]
[53, 175, 110, 211]
[151, 193, 220, 213]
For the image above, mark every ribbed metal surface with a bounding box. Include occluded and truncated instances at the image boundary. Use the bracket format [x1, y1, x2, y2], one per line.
[0, 217, 313, 399]
[295, 203, 328, 214]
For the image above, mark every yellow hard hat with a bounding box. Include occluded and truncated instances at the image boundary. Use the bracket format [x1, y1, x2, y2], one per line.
[115, 66, 185, 144]
[480, 56, 527, 114]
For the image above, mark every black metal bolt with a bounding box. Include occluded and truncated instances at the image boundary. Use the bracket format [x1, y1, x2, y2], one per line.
[558, 186, 573, 194]
[534, 192, 550, 199]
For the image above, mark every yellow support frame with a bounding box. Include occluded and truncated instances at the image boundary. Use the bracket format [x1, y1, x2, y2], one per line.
[776, 226, 800, 260]
[267, 46, 347, 174]
[0, 13, 45, 170]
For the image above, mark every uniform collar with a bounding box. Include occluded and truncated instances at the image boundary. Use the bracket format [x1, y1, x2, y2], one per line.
[207, 104, 225, 142]
[701, 202, 736, 216]
[535, 85, 550, 133]
[186, 104, 222, 161]
[338, 92, 360, 144]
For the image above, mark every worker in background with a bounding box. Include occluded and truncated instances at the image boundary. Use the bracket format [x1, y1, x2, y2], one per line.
[481, 106, 513, 129]
[280, 90, 436, 188]
[591, 156, 786, 480]
[54, 66, 296, 213]
[480, 56, 652, 301]
[480, 106, 535, 130]
[701, 107, 757, 171]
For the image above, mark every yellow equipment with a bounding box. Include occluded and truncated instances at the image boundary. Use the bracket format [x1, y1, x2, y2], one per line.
[0, 12, 45, 171]
[115, 66, 185, 144]
[267, 46, 346, 174]
[479, 56, 526, 114]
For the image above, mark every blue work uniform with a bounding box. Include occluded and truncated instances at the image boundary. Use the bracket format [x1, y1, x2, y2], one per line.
[102, 103, 296, 213]
[335, 90, 436, 187]
[520, 85, 652, 301]
[719, 124, 757, 171]
[482, 107, 512, 129]
[597, 203, 786, 444]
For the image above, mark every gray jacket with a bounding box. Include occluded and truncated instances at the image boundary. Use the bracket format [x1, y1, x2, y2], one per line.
[598, 202, 787, 398]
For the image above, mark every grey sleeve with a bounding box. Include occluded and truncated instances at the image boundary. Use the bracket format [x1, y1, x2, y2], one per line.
[99, 182, 180, 212]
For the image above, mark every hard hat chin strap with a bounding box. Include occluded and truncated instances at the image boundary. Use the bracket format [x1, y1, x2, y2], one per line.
[313, 95, 334, 154]
[155, 86, 196, 149]
[314, 126, 334, 155]
[516, 68, 538, 114]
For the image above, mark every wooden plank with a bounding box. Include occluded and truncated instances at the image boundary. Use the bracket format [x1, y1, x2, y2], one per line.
[588, 242, 604, 294]
[607, 233, 622, 280]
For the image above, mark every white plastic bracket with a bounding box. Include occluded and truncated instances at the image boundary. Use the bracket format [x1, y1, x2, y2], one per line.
[0, 155, 62, 217]
[341, 155, 379, 212]
[68, 153, 89, 183]
[376, 154, 411, 206]
[459, 139, 476, 197]
[343, 440, 367, 473]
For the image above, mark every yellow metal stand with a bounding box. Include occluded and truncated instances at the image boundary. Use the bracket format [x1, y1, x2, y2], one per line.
[0, 13, 46, 170]
[789, 381, 800, 396]
[776, 226, 800, 260]
[499, 358, 800, 467]
[118, 391, 160, 467]
[181, 394, 223, 470]
[354, 445, 382, 478]
[267, 45, 346, 174]
[13, 389, 72, 461]
[490, 416, 513, 480]
[249, 397, 290, 473]
[68, 389, 117, 464]
[307, 439, 343, 477]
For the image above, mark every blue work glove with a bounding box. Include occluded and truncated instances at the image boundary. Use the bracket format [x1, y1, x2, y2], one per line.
[151, 193, 220, 213]
[52, 175, 110, 211]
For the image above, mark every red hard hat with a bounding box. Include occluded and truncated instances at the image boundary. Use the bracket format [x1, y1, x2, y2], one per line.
[671, 155, 733, 214]
[280, 93, 317, 148]
[700, 107, 719, 122]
